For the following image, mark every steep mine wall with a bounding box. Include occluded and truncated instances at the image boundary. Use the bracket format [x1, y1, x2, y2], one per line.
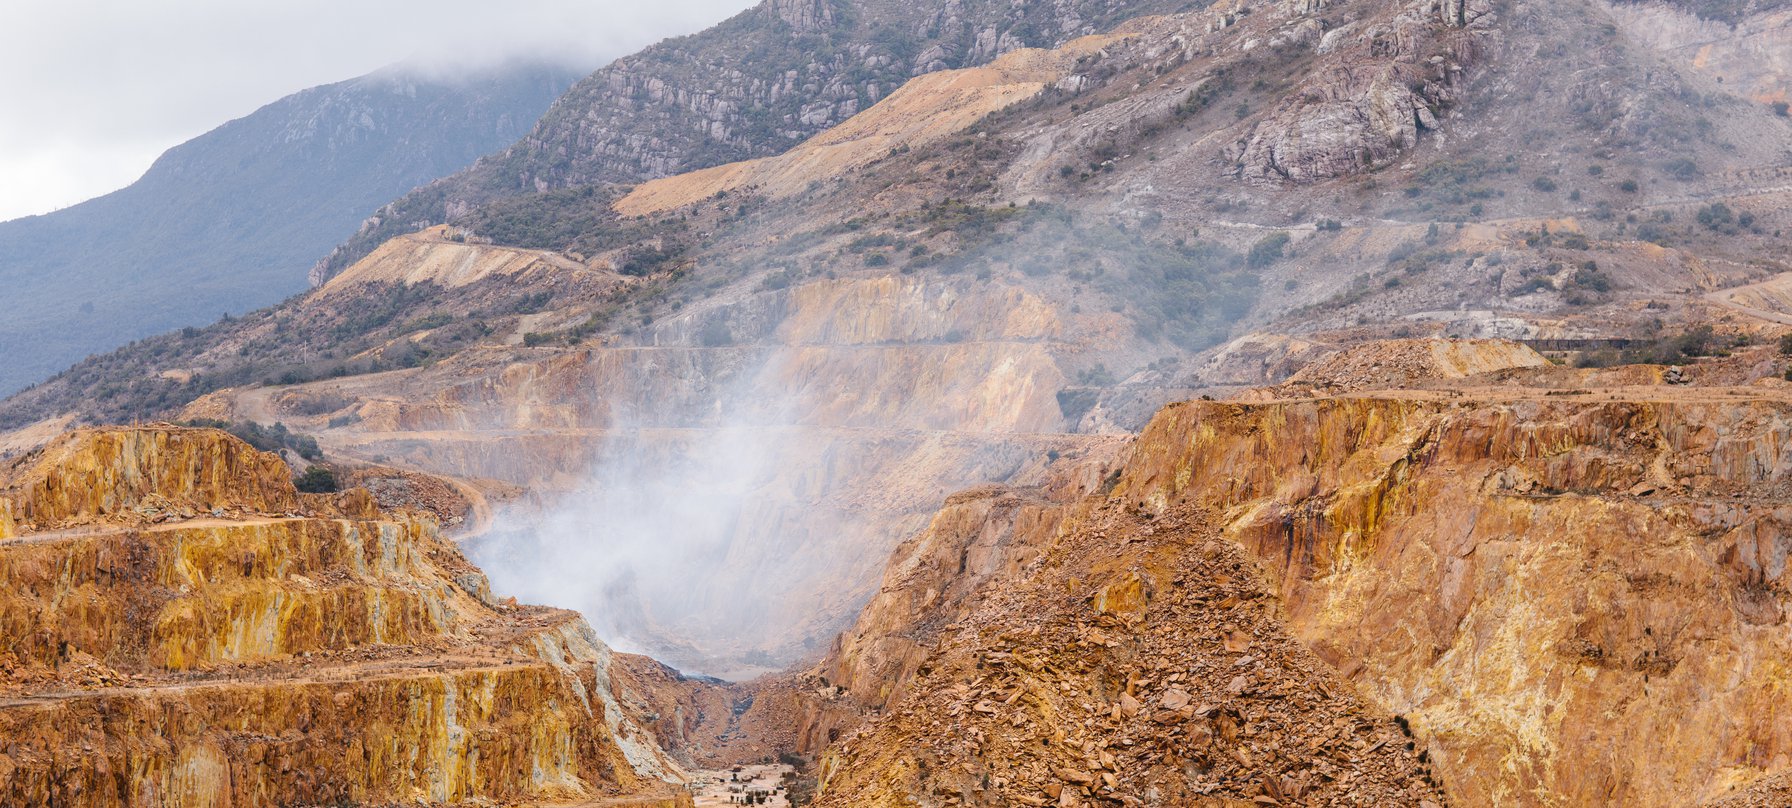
[1117, 395, 1792, 806]
[2, 426, 301, 529]
[233, 273, 1135, 673]
[809, 391, 1792, 807]
[0, 663, 666, 808]
[0, 426, 697, 808]
[0, 518, 469, 673]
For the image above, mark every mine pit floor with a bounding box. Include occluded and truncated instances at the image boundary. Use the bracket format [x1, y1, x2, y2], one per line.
[688, 764, 796, 806]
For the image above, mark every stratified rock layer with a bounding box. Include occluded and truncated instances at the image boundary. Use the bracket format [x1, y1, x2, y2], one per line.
[809, 388, 1792, 807]
[1121, 394, 1792, 806]
[0, 426, 692, 808]
[812, 491, 1447, 807]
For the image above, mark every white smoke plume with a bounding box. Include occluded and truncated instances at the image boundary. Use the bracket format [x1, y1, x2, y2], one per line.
[466, 352, 800, 679]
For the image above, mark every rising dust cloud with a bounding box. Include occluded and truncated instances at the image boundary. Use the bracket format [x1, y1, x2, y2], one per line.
[466, 354, 799, 680]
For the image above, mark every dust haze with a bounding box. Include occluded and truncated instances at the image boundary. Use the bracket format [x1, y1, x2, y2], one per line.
[466, 353, 803, 679]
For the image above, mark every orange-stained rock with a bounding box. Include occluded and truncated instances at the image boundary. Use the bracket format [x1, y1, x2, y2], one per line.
[0, 662, 675, 808]
[809, 497, 1445, 807]
[1, 426, 299, 530]
[1118, 394, 1792, 807]
[0, 426, 698, 807]
[0, 517, 475, 674]
[803, 387, 1792, 808]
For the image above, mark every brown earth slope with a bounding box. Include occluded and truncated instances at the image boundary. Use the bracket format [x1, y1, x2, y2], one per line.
[804, 375, 1792, 807]
[813, 492, 1449, 808]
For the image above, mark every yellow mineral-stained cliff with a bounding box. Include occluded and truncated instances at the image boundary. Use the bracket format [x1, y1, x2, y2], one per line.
[804, 382, 1792, 807]
[1115, 392, 1792, 806]
[0, 425, 697, 808]
[2, 426, 302, 530]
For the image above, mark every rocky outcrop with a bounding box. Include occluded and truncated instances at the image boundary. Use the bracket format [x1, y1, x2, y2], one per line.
[1, 426, 303, 530]
[806, 381, 1792, 807]
[1120, 394, 1792, 806]
[1228, 0, 1495, 183]
[0, 426, 695, 807]
[313, 0, 1193, 281]
[771, 0, 834, 31]
[615, 34, 1124, 215]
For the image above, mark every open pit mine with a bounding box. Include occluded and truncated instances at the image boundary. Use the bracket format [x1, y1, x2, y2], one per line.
[10, 342, 1792, 807]
[6, 0, 1792, 805]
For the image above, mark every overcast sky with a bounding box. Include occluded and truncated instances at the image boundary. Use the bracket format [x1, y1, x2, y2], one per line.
[0, 0, 754, 222]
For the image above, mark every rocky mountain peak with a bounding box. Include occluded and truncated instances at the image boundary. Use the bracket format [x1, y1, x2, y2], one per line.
[771, 0, 835, 31]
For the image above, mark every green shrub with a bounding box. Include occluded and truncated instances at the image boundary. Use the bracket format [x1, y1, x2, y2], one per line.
[1570, 263, 1613, 293]
[185, 419, 322, 461]
[1663, 158, 1700, 180]
[1246, 231, 1292, 269]
[294, 466, 339, 494]
[1697, 203, 1736, 232]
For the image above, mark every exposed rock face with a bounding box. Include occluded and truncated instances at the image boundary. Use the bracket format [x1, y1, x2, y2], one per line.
[771, 0, 834, 31]
[810, 488, 1447, 807]
[314, 0, 1193, 280]
[616, 34, 1124, 216]
[1120, 394, 1792, 806]
[1228, 0, 1495, 183]
[1, 426, 302, 530]
[0, 426, 694, 807]
[803, 379, 1792, 807]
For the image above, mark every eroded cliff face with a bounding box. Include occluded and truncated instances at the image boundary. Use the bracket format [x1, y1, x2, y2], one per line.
[802, 376, 1792, 807]
[810, 487, 1447, 808]
[1118, 394, 1792, 806]
[0, 426, 694, 807]
[2, 426, 303, 530]
[1606, 0, 1792, 104]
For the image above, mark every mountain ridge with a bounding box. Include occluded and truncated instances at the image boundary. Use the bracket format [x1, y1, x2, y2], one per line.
[306, 0, 1209, 283]
[0, 60, 581, 396]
